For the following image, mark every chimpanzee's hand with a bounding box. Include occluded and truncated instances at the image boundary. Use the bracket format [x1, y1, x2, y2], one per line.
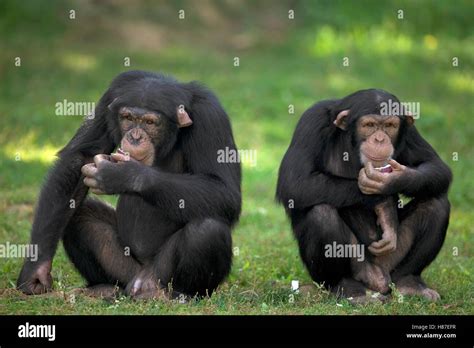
[17, 260, 53, 295]
[81, 154, 143, 195]
[368, 230, 397, 256]
[369, 198, 398, 256]
[358, 160, 410, 195]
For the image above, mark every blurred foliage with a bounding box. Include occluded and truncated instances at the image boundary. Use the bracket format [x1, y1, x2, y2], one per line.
[0, 0, 472, 314]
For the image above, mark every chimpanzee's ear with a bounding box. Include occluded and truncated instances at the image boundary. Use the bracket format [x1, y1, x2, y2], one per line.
[177, 105, 193, 128]
[405, 111, 415, 126]
[333, 109, 350, 130]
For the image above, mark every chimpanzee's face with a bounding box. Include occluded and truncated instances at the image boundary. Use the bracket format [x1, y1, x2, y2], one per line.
[356, 114, 400, 167]
[118, 106, 175, 166]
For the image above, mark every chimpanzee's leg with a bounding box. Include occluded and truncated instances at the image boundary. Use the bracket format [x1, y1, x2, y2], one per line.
[378, 195, 450, 300]
[293, 204, 389, 299]
[62, 198, 141, 289]
[152, 218, 233, 298]
[338, 206, 381, 247]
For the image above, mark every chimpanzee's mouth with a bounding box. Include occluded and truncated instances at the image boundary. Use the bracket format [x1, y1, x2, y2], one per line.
[363, 152, 391, 162]
[134, 155, 148, 162]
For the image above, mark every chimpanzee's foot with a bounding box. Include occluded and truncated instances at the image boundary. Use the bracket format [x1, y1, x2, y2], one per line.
[348, 291, 390, 305]
[124, 268, 172, 301]
[72, 284, 123, 300]
[130, 288, 169, 300]
[395, 275, 440, 302]
[353, 261, 391, 294]
[332, 278, 389, 305]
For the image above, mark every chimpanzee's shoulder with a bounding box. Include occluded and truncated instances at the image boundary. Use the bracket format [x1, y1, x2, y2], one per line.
[297, 99, 339, 130]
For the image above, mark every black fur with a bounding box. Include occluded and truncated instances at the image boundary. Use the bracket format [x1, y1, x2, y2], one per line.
[18, 71, 241, 297]
[276, 89, 452, 289]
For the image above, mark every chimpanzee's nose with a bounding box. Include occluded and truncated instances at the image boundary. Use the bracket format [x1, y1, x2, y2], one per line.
[375, 133, 385, 143]
[129, 129, 142, 143]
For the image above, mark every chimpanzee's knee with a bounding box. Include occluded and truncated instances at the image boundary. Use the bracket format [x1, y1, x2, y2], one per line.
[294, 204, 353, 287]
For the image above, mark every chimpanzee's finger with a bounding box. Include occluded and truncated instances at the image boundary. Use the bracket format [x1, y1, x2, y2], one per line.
[370, 238, 390, 249]
[111, 153, 130, 162]
[365, 162, 385, 182]
[368, 246, 384, 256]
[364, 161, 375, 176]
[369, 244, 394, 256]
[83, 177, 99, 189]
[388, 159, 405, 171]
[93, 154, 110, 166]
[358, 177, 374, 194]
[360, 167, 382, 186]
[359, 184, 378, 195]
[366, 178, 384, 191]
[359, 176, 384, 194]
[368, 244, 390, 255]
[81, 163, 97, 177]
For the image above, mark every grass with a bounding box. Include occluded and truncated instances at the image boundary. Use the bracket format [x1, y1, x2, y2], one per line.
[0, 0, 473, 315]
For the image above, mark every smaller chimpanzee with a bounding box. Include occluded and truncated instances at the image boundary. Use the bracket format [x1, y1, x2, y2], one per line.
[277, 89, 451, 303]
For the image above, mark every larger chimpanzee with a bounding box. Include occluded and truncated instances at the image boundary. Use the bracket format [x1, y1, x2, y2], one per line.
[17, 71, 241, 299]
[277, 89, 451, 302]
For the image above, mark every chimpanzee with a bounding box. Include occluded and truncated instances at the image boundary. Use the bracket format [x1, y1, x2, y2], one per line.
[17, 70, 241, 299]
[276, 89, 451, 302]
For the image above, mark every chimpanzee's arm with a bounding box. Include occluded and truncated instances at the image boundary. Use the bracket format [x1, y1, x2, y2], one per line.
[139, 170, 240, 224]
[18, 115, 115, 294]
[30, 119, 114, 262]
[276, 146, 380, 209]
[276, 101, 382, 210]
[393, 127, 452, 198]
[30, 153, 88, 262]
[92, 159, 241, 225]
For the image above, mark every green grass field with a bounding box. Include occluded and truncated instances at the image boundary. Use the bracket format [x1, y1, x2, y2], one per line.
[0, 0, 473, 314]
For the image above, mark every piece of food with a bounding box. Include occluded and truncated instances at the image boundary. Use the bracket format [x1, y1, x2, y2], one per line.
[375, 164, 393, 173]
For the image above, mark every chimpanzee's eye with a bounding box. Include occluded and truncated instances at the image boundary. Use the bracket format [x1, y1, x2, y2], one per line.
[122, 113, 133, 121]
[365, 122, 375, 128]
[146, 119, 154, 125]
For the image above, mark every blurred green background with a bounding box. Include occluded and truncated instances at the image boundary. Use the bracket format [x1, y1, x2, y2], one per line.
[0, 0, 472, 314]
